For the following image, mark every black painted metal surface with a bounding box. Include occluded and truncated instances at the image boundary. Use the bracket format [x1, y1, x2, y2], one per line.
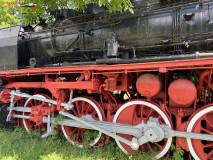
[1, 0, 213, 69]
[0, 26, 20, 71]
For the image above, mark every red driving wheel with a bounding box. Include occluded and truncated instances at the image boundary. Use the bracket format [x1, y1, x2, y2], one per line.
[62, 97, 105, 147]
[23, 94, 51, 135]
[113, 100, 173, 159]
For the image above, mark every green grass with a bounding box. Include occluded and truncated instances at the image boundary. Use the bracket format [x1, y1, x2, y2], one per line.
[0, 128, 155, 160]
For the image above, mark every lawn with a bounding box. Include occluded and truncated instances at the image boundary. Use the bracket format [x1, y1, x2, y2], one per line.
[0, 128, 155, 160]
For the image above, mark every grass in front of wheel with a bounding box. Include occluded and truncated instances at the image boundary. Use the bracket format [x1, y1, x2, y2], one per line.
[0, 128, 155, 160]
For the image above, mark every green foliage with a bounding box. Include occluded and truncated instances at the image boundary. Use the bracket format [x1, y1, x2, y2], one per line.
[0, 127, 155, 160]
[169, 144, 184, 160]
[0, 0, 133, 27]
[129, 150, 156, 160]
[0, 0, 20, 27]
[59, 77, 66, 82]
[83, 130, 99, 146]
[52, 114, 64, 138]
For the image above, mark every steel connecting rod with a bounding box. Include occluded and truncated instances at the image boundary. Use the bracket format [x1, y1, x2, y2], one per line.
[13, 112, 213, 142]
[59, 111, 142, 150]
[58, 112, 213, 144]
[10, 90, 74, 110]
[12, 113, 157, 138]
[8, 90, 213, 150]
[163, 127, 213, 142]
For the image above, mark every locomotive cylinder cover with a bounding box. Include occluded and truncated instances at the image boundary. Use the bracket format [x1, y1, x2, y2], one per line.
[168, 79, 197, 107]
[136, 74, 162, 98]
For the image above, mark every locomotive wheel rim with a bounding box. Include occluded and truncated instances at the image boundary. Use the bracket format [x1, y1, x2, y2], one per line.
[23, 94, 51, 135]
[61, 97, 104, 148]
[113, 100, 173, 159]
[187, 106, 213, 160]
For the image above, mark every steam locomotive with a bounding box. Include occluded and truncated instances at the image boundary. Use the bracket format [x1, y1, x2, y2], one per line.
[1, 0, 213, 71]
[0, 0, 213, 160]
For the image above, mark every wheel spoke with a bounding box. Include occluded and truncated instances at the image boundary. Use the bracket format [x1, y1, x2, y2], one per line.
[113, 100, 172, 159]
[158, 116, 164, 124]
[154, 142, 163, 150]
[62, 97, 104, 147]
[29, 101, 33, 107]
[201, 127, 213, 135]
[133, 109, 138, 124]
[187, 106, 213, 160]
[76, 130, 80, 141]
[91, 111, 98, 120]
[140, 144, 146, 152]
[23, 94, 51, 137]
[34, 100, 38, 106]
[71, 108, 78, 116]
[85, 104, 92, 115]
[204, 143, 213, 148]
[203, 116, 213, 128]
[206, 150, 213, 158]
[75, 101, 81, 115]
[70, 128, 77, 137]
[140, 105, 144, 118]
[81, 101, 85, 115]
[81, 130, 84, 143]
[146, 142, 153, 153]
[146, 108, 154, 121]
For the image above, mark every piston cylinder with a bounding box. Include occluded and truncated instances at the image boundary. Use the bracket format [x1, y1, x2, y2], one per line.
[136, 74, 162, 98]
[168, 79, 197, 107]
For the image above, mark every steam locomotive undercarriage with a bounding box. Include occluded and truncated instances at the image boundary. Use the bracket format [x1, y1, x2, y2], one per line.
[0, 57, 213, 159]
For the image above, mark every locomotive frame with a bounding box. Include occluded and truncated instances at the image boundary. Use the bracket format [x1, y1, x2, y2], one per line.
[0, 56, 213, 159]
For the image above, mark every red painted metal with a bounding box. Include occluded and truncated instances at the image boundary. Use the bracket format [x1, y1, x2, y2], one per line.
[0, 89, 12, 103]
[29, 103, 51, 126]
[136, 74, 162, 98]
[63, 97, 105, 146]
[23, 94, 51, 134]
[0, 58, 212, 78]
[188, 105, 213, 160]
[198, 70, 213, 97]
[168, 79, 197, 107]
[176, 122, 189, 151]
[5, 81, 99, 90]
[115, 100, 172, 157]
[0, 89, 22, 103]
[0, 56, 213, 157]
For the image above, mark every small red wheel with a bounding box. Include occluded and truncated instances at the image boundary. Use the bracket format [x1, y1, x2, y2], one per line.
[187, 105, 213, 160]
[113, 100, 173, 159]
[23, 94, 51, 135]
[61, 97, 105, 147]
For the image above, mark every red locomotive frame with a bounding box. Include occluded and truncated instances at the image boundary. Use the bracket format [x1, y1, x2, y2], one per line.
[0, 57, 213, 159]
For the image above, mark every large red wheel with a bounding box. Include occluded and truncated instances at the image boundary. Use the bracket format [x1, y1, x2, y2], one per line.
[61, 97, 105, 147]
[113, 100, 173, 159]
[187, 105, 213, 160]
[23, 94, 51, 136]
